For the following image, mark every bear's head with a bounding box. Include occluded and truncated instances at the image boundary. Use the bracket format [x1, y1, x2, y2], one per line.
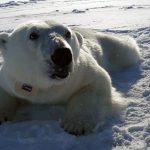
[0, 20, 83, 89]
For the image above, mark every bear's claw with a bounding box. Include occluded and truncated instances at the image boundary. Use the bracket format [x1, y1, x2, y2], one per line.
[61, 116, 94, 135]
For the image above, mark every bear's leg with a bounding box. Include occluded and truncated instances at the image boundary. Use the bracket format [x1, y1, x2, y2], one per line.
[61, 88, 112, 135]
[98, 34, 140, 71]
[0, 88, 19, 123]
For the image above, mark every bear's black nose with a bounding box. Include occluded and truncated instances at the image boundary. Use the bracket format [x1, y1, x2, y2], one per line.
[51, 47, 72, 67]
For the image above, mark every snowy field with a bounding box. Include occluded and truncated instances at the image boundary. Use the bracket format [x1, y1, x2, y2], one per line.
[0, 0, 150, 149]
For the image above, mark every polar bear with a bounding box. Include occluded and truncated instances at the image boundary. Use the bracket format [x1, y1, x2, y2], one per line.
[0, 20, 140, 135]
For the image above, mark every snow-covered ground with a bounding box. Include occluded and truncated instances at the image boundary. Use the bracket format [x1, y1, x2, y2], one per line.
[0, 0, 150, 149]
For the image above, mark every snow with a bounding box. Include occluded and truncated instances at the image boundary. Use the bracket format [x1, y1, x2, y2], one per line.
[0, 0, 150, 149]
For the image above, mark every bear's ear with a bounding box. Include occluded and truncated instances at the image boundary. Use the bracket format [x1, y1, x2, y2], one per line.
[0, 32, 9, 52]
[75, 32, 83, 47]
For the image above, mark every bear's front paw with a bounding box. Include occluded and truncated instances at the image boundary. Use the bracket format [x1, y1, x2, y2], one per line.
[61, 114, 96, 135]
[0, 100, 18, 125]
[0, 111, 13, 124]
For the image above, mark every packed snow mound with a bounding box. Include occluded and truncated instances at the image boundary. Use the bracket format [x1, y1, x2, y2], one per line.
[0, 0, 46, 8]
[112, 27, 150, 149]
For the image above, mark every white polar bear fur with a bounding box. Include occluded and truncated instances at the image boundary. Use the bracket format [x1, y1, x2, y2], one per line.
[0, 20, 140, 134]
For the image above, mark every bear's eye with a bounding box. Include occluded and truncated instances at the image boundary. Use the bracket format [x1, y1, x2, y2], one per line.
[29, 32, 39, 40]
[65, 31, 71, 39]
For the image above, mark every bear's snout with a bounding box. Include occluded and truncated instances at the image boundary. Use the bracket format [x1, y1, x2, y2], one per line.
[51, 47, 72, 67]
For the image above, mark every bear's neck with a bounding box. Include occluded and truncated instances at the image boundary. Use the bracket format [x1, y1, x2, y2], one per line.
[0, 66, 39, 98]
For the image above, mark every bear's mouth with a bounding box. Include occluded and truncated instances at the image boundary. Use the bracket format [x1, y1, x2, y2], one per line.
[47, 64, 71, 80]
[46, 60, 72, 80]
[50, 69, 69, 79]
